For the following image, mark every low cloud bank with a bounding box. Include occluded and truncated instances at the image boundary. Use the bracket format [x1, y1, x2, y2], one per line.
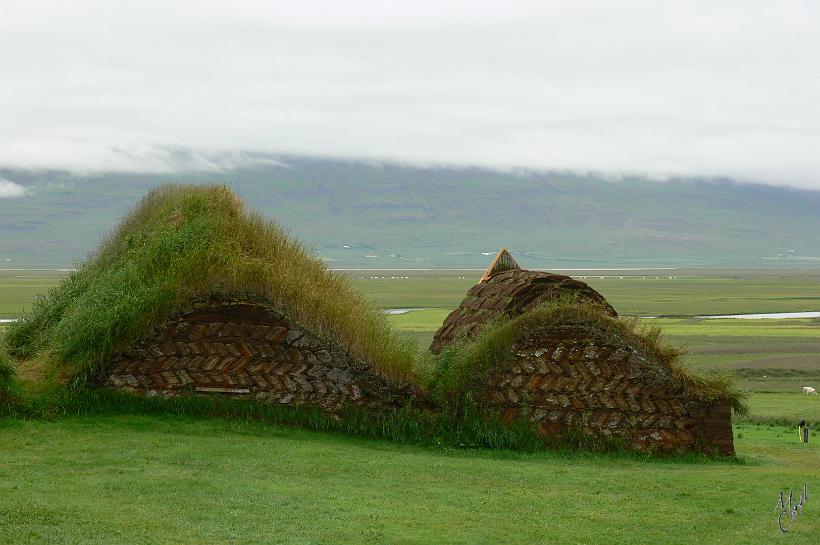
[0, 179, 29, 198]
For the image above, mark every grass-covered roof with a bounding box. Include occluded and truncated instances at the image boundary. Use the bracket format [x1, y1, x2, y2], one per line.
[425, 301, 746, 413]
[4, 184, 416, 387]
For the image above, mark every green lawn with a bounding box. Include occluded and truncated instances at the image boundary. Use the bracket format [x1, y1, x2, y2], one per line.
[0, 416, 817, 545]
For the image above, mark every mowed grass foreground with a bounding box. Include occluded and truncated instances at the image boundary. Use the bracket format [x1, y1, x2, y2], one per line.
[0, 415, 818, 545]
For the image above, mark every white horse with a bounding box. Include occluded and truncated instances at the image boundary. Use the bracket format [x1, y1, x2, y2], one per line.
[802, 386, 817, 395]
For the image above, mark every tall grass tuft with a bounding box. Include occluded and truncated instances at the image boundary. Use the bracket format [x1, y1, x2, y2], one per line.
[3, 184, 417, 387]
[0, 341, 16, 406]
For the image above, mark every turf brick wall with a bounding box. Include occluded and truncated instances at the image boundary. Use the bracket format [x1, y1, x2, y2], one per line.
[104, 303, 413, 412]
[488, 323, 735, 454]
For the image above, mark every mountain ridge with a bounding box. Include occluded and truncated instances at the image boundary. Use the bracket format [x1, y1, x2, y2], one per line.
[1, 157, 818, 268]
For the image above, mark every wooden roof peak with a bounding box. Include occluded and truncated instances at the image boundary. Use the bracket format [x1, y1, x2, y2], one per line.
[479, 248, 521, 283]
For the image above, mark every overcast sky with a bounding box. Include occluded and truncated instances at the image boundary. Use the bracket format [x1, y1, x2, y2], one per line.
[1, 1, 819, 189]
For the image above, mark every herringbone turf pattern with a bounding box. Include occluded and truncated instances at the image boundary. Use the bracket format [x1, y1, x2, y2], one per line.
[106, 303, 409, 411]
[488, 324, 734, 453]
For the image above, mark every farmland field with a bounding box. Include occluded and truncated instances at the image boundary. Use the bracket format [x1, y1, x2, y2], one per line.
[348, 268, 820, 316]
[3, 267, 819, 317]
[1, 267, 819, 544]
[0, 275, 68, 320]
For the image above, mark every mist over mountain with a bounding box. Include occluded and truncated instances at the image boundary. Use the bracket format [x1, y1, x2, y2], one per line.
[1, 157, 819, 269]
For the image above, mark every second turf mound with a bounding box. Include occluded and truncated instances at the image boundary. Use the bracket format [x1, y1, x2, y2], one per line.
[427, 253, 741, 454]
[430, 302, 741, 454]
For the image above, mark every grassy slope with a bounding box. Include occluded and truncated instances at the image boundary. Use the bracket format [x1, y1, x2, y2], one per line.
[0, 415, 817, 545]
[2, 185, 415, 387]
[0, 187, 747, 455]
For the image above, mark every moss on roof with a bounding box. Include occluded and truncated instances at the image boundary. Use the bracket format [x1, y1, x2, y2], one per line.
[3, 184, 416, 387]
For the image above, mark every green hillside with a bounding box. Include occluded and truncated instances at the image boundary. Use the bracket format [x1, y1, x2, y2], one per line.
[2, 157, 819, 268]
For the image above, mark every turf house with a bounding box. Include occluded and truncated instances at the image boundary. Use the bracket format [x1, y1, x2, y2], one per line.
[0, 184, 742, 455]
